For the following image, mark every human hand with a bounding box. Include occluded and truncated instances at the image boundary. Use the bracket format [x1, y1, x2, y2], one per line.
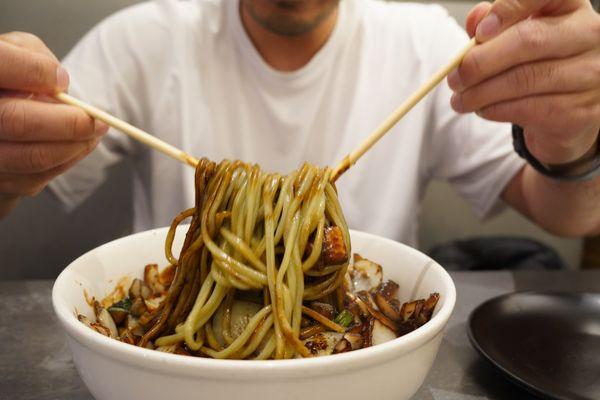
[0, 32, 108, 218]
[448, 0, 600, 166]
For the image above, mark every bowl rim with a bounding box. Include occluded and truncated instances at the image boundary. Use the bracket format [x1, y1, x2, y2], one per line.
[52, 228, 456, 379]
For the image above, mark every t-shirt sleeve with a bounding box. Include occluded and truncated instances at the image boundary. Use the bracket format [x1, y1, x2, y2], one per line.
[421, 6, 525, 219]
[48, 1, 174, 210]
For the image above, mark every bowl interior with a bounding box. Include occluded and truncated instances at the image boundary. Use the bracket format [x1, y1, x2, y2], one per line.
[53, 227, 455, 372]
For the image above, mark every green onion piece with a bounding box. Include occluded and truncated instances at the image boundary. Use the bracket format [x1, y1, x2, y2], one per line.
[108, 297, 132, 313]
[333, 309, 353, 327]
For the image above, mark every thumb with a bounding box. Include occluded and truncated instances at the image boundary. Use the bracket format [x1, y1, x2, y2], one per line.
[475, 0, 583, 42]
[0, 40, 69, 94]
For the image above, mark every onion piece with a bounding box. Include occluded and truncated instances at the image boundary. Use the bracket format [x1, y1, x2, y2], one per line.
[302, 332, 344, 357]
[347, 255, 383, 293]
[371, 320, 396, 346]
[97, 308, 119, 339]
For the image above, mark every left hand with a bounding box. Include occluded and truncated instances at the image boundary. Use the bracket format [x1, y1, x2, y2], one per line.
[448, 0, 600, 166]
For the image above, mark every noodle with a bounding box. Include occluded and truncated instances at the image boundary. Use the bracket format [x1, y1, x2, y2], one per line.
[143, 158, 350, 359]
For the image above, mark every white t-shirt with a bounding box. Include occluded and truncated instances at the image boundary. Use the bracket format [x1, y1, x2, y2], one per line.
[50, 0, 525, 246]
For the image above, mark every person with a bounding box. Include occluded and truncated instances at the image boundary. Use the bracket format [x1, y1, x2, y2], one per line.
[0, 0, 598, 246]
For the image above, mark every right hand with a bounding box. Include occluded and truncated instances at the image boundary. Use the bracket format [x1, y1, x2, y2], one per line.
[0, 32, 108, 219]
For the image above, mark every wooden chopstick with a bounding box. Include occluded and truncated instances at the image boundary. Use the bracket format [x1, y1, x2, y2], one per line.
[54, 92, 199, 168]
[330, 38, 477, 182]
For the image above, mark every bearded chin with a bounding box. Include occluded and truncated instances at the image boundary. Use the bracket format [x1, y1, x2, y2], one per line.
[244, 0, 339, 37]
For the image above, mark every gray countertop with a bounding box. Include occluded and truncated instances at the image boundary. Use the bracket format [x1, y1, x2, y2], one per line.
[1, 271, 599, 400]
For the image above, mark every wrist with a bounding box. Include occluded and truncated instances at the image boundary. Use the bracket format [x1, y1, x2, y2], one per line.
[547, 134, 600, 176]
[513, 125, 600, 181]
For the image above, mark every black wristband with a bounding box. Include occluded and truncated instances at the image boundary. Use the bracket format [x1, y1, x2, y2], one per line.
[512, 124, 600, 181]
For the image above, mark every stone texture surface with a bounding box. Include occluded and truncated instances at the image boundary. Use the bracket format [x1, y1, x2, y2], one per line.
[1, 272, 598, 400]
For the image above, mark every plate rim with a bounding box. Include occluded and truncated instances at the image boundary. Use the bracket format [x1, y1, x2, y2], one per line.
[467, 291, 600, 400]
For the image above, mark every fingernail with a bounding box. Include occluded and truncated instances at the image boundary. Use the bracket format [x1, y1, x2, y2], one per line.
[94, 120, 109, 135]
[56, 66, 70, 91]
[451, 93, 463, 112]
[447, 69, 463, 91]
[476, 13, 501, 40]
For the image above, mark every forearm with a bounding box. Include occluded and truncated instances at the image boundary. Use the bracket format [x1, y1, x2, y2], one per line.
[504, 164, 600, 237]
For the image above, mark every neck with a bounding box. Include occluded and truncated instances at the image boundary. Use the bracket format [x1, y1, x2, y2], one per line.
[240, 3, 338, 72]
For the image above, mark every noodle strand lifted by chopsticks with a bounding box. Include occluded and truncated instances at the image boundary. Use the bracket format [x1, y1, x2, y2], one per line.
[141, 159, 350, 359]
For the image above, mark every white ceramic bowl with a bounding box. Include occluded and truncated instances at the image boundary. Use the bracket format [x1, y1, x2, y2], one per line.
[53, 228, 456, 400]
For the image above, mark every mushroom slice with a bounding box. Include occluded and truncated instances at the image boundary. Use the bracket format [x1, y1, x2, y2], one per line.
[90, 323, 112, 337]
[79, 313, 112, 338]
[144, 264, 165, 294]
[362, 317, 375, 348]
[130, 297, 148, 317]
[125, 314, 146, 337]
[400, 299, 424, 322]
[77, 314, 95, 330]
[375, 281, 401, 321]
[345, 291, 367, 318]
[302, 332, 344, 357]
[128, 279, 152, 300]
[120, 329, 137, 345]
[371, 320, 397, 346]
[144, 294, 166, 313]
[331, 332, 363, 354]
[309, 301, 336, 320]
[347, 255, 382, 293]
[300, 324, 325, 340]
[333, 338, 351, 354]
[417, 293, 440, 323]
[355, 291, 399, 331]
[343, 332, 364, 350]
[397, 319, 422, 337]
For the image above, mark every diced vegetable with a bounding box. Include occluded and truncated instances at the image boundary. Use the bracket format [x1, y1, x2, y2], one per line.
[321, 226, 348, 265]
[333, 309, 354, 327]
[108, 297, 132, 325]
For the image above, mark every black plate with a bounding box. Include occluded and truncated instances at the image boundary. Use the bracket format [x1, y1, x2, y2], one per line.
[468, 292, 600, 400]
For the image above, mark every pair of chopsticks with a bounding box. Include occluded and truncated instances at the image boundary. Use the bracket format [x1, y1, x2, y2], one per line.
[56, 38, 476, 181]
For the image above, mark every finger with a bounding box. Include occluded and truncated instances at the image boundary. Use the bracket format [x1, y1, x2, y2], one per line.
[0, 143, 96, 197]
[0, 194, 19, 219]
[0, 98, 108, 142]
[452, 53, 600, 113]
[0, 91, 62, 105]
[0, 40, 69, 93]
[476, 92, 600, 133]
[0, 32, 58, 62]
[466, 2, 492, 38]
[476, 0, 584, 42]
[0, 138, 100, 174]
[448, 13, 597, 92]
